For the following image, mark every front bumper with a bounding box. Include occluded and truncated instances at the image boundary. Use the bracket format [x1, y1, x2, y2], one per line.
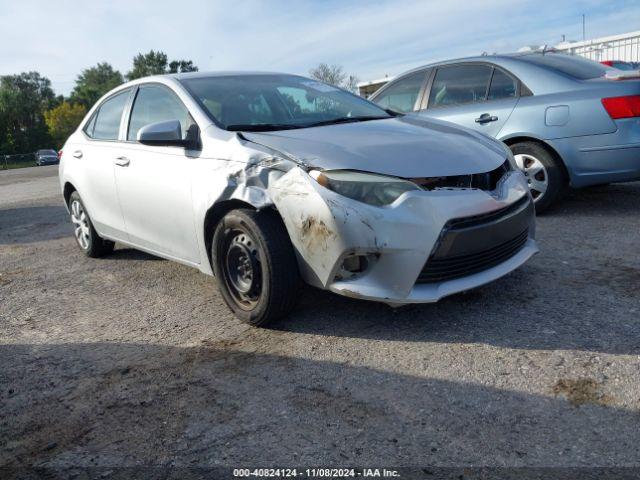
[271, 168, 537, 305]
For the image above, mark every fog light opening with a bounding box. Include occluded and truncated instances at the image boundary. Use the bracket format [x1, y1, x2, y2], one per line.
[335, 253, 373, 281]
[343, 255, 367, 273]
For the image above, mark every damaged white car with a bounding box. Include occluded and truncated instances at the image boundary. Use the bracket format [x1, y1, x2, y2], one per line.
[59, 72, 538, 325]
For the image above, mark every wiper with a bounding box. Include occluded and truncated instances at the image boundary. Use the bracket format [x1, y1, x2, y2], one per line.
[304, 115, 391, 128]
[226, 123, 304, 132]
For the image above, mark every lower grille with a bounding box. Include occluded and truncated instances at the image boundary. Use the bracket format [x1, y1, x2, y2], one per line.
[416, 197, 533, 284]
[417, 229, 529, 283]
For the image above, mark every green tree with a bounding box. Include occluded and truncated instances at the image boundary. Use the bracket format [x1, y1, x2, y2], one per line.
[127, 50, 169, 80]
[127, 50, 198, 80]
[0, 72, 55, 154]
[44, 101, 87, 148]
[70, 63, 123, 109]
[169, 60, 198, 74]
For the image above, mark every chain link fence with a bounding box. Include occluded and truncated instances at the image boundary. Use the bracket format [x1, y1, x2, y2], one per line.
[1, 153, 38, 170]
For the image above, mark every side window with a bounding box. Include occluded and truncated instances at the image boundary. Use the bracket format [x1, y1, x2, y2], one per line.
[90, 91, 130, 140]
[373, 71, 426, 113]
[83, 112, 98, 137]
[488, 69, 518, 100]
[428, 65, 492, 107]
[127, 85, 194, 141]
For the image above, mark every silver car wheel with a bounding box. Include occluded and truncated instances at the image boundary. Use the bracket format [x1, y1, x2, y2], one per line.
[70, 200, 90, 250]
[514, 153, 548, 201]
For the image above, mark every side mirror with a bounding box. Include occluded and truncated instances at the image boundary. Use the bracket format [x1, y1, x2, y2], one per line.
[137, 120, 185, 147]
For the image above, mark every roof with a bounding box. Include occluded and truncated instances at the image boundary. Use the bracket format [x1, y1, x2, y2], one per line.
[386, 51, 569, 79]
[165, 70, 294, 80]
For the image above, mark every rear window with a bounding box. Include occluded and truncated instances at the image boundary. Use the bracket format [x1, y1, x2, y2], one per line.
[87, 90, 130, 140]
[521, 53, 608, 80]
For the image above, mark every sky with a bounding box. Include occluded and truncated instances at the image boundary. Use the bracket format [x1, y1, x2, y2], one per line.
[1, 0, 640, 96]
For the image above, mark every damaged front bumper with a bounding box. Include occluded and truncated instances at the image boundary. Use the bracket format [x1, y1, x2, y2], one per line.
[270, 168, 538, 306]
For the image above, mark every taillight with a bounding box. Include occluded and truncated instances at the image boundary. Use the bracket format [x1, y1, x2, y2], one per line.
[601, 95, 640, 119]
[58, 150, 62, 160]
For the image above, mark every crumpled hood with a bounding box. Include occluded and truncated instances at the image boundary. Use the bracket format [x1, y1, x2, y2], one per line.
[243, 115, 507, 178]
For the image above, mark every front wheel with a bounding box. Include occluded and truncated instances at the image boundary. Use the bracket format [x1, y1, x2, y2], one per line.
[212, 208, 301, 326]
[510, 142, 566, 213]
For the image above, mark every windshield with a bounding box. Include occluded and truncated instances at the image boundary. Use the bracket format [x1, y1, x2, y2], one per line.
[520, 53, 609, 80]
[38, 149, 57, 155]
[180, 74, 392, 131]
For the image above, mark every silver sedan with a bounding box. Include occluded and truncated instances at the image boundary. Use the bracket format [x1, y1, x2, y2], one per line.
[59, 72, 537, 325]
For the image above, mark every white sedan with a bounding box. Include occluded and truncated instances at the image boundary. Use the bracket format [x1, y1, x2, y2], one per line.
[59, 72, 537, 325]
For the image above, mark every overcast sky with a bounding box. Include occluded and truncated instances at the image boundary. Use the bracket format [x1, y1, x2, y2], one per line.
[2, 0, 639, 95]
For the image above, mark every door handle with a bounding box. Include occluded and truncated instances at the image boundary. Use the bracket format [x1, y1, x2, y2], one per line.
[114, 156, 130, 167]
[72, 150, 83, 158]
[475, 113, 498, 124]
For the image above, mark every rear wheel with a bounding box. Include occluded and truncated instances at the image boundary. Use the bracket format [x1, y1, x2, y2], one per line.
[68, 191, 114, 257]
[510, 141, 566, 213]
[212, 208, 301, 326]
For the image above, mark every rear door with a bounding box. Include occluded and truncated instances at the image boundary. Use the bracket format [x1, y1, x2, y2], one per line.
[114, 84, 200, 264]
[418, 63, 519, 138]
[78, 89, 132, 240]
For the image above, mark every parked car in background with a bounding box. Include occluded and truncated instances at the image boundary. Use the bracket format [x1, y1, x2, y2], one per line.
[35, 149, 60, 166]
[370, 52, 640, 211]
[59, 72, 536, 325]
[601, 60, 636, 70]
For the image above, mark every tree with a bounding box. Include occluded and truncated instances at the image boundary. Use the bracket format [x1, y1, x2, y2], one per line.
[0, 72, 55, 154]
[127, 51, 198, 80]
[345, 75, 360, 94]
[70, 63, 123, 109]
[309, 63, 347, 87]
[309, 63, 359, 93]
[169, 60, 198, 74]
[44, 102, 87, 148]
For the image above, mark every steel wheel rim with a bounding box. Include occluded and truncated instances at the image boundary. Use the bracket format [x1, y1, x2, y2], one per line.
[70, 200, 90, 250]
[514, 153, 548, 201]
[222, 228, 262, 310]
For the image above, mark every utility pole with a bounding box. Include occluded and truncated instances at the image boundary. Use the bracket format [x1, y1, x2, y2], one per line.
[582, 14, 586, 42]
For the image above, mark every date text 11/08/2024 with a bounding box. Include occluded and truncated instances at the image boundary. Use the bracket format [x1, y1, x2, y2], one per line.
[232, 468, 400, 478]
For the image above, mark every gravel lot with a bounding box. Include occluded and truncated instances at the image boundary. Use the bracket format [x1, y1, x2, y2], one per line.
[1, 166, 639, 470]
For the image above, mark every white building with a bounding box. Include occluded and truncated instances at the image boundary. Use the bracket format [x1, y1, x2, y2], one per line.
[553, 30, 640, 63]
[357, 76, 394, 99]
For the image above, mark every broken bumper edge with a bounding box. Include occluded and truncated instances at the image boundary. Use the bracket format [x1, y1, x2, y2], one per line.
[328, 238, 539, 306]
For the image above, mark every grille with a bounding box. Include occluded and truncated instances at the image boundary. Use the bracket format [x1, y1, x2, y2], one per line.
[410, 159, 510, 192]
[416, 196, 532, 284]
[417, 229, 529, 283]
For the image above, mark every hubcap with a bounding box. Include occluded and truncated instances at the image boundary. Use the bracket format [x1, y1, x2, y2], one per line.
[514, 153, 548, 202]
[223, 230, 262, 309]
[70, 200, 91, 250]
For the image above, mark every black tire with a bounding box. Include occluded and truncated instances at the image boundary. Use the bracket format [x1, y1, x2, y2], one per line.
[510, 142, 566, 213]
[68, 191, 114, 258]
[212, 208, 301, 326]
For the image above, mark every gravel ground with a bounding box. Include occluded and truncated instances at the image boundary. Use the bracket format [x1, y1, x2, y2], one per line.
[1, 166, 639, 471]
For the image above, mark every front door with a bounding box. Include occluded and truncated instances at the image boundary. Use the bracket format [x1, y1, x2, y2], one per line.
[418, 64, 519, 138]
[114, 84, 200, 264]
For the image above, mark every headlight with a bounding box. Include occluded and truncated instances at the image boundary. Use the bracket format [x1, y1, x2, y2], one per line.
[501, 142, 518, 170]
[309, 169, 420, 206]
